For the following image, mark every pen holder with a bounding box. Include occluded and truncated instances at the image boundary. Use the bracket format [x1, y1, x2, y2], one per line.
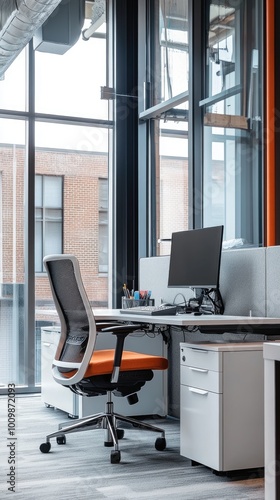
[122, 297, 155, 309]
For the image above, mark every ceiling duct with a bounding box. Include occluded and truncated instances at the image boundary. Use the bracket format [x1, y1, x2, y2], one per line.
[34, 0, 85, 55]
[0, 0, 63, 79]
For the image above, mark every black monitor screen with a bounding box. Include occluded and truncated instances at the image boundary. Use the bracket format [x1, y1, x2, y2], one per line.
[168, 226, 224, 289]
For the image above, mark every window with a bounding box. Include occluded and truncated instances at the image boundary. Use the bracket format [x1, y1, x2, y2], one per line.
[35, 175, 63, 273]
[139, 0, 190, 256]
[98, 178, 108, 273]
[140, 0, 264, 257]
[202, 0, 264, 245]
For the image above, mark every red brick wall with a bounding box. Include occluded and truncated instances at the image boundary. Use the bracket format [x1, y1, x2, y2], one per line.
[0, 145, 188, 307]
[1, 146, 108, 306]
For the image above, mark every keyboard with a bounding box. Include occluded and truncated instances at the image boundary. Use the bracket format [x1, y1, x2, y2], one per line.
[119, 305, 177, 316]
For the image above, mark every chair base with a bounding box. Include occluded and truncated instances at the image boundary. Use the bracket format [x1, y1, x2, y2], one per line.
[40, 394, 166, 463]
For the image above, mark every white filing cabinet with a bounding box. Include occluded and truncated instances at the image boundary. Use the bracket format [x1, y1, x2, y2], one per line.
[41, 326, 167, 418]
[263, 341, 280, 500]
[180, 341, 264, 472]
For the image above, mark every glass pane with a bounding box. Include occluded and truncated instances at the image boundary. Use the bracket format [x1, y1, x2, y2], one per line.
[150, 1, 190, 257]
[152, 0, 189, 105]
[99, 211, 108, 224]
[156, 119, 188, 255]
[35, 19, 107, 120]
[99, 179, 108, 209]
[35, 122, 108, 152]
[44, 177, 63, 208]
[35, 122, 109, 332]
[35, 221, 43, 272]
[0, 49, 26, 111]
[99, 224, 108, 273]
[35, 176, 43, 206]
[45, 222, 62, 255]
[207, 3, 236, 98]
[35, 208, 43, 220]
[45, 209, 62, 221]
[203, 0, 263, 246]
[0, 118, 26, 386]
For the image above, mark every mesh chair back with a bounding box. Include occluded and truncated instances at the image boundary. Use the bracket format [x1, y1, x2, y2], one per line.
[43, 254, 97, 385]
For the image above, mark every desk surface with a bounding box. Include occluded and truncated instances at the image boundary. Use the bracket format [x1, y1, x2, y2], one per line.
[36, 308, 280, 334]
[93, 309, 280, 334]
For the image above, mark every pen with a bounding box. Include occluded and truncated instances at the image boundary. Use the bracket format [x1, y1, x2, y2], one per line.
[123, 284, 130, 298]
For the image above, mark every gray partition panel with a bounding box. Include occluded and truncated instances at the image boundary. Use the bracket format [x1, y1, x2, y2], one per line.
[219, 248, 266, 316]
[140, 248, 266, 317]
[266, 246, 280, 317]
[139, 256, 193, 307]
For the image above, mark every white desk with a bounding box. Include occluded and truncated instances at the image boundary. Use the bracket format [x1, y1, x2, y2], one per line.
[37, 307, 280, 332]
[93, 309, 280, 335]
[263, 342, 280, 499]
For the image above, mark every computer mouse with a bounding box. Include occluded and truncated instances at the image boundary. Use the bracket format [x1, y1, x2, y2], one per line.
[194, 311, 202, 316]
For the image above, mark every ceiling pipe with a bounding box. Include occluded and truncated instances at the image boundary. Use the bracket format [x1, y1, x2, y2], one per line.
[0, 0, 63, 79]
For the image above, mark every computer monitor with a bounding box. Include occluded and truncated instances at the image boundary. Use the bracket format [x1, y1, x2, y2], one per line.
[168, 225, 224, 314]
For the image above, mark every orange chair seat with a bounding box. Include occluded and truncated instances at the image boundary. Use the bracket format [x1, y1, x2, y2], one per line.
[63, 349, 168, 378]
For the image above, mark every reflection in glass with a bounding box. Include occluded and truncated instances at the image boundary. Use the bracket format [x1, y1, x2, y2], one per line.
[152, 0, 189, 105]
[203, 0, 263, 246]
[0, 118, 26, 386]
[207, 3, 236, 98]
[35, 122, 109, 346]
[156, 119, 188, 256]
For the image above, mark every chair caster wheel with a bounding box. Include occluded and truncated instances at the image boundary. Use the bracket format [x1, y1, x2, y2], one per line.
[111, 450, 121, 464]
[155, 437, 166, 451]
[117, 428, 124, 440]
[56, 435, 66, 445]
[40, 442, 51, 453]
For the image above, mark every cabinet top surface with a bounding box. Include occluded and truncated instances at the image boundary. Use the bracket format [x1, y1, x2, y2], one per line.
[180, 341, 266, 352]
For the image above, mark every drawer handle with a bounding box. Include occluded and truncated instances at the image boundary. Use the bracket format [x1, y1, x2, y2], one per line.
[43, 342, 51, 347]
[189, 367, 208, 373]
[190, 348, 208, 353]
[189, 387, 208, 395]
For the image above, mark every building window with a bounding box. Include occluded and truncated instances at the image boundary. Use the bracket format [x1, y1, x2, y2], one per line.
[98, 178, 108, 273]
[35, 175, 63, 272]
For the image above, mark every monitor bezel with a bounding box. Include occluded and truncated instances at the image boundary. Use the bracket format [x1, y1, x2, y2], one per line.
[167, 225, 224, 290]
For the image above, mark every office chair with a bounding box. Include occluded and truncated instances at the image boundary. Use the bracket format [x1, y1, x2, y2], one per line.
[39, 254, 168, 463]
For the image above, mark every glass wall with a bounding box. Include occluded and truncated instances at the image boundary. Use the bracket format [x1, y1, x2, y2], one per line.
[0, 119, 26, 386]
[0, 3, 110, 390]
[35, 19, 107, 120]
[203, 0, 264, 245]
[146, 0, 190, 255]
[140, 0, 264, 257]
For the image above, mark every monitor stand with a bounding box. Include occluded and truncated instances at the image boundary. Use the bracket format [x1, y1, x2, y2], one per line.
[188, 287, 224, 315]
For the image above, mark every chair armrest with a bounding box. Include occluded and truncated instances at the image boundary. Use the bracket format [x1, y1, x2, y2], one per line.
[99, 323, 142, 383]
[96, 322, 123, 330]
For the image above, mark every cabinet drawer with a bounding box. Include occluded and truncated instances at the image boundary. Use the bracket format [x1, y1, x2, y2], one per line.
[181, 364, 222, 393]
[180, 345, 221, 371]
[180, 384, 222, 470]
